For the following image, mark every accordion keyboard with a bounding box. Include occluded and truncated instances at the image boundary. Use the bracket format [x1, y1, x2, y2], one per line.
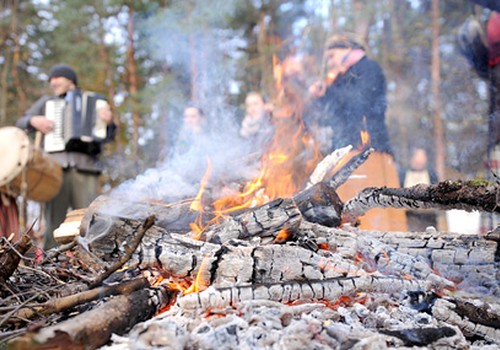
[44, 99, 66, 153]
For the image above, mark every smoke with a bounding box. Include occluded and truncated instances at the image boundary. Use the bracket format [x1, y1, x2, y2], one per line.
[111, 1, 257, 202]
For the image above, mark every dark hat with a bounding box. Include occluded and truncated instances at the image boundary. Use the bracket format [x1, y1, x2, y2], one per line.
[48, 64, 78, 86]
[326, 34, 365, 51]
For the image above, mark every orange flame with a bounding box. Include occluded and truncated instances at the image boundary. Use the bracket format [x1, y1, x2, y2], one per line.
[190, 158, 212, 240]
[274, 227, 291, 243]
[359, 116, 371, 149]
[184, 254, 211, 295]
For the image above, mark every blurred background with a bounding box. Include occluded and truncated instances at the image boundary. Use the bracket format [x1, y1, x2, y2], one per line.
[0, 0, 492, 190]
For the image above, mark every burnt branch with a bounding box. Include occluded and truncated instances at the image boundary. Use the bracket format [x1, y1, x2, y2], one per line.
[0, 234, 32, 283]
[343, 181, 499, 223]
[328, 147, 373, 190]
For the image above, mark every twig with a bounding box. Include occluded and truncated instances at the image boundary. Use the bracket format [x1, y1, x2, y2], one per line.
[41, 240, 78, 264]
[89, 215, 156, 288]
[343, 180, 499, 223]
[305, 145, 352, 189]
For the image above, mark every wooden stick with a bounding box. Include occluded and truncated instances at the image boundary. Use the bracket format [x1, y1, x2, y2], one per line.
[88, 215, 155, 288]
[9, 277, 150, 323]
[328, 147, 373, 189]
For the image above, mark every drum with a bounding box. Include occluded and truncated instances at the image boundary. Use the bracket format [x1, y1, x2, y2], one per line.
[0, 127, 62, 202]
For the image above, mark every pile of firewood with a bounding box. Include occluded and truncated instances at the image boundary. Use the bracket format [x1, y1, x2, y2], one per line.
[1, 148, 499, 349]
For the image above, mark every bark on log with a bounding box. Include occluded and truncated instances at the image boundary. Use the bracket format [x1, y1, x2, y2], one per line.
[343, 181, 499, 223]
[305, 145, 352, 189]
[0, 234, 32, 283]
[432, 298, 500, 344]
[8, 286, 176, 350]
[177, 275, 424, 312]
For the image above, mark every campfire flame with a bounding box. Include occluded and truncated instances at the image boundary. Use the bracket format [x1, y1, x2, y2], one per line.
[190, 158, 212, 239]
[359, 116, 371, 149]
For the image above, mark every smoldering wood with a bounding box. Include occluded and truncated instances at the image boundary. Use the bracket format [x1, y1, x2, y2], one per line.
[82, 223, 366, 288]
[8, 286, 175, 350]
[328, 147, 373, 190]
[79, 194, 196, 237]
[292, 182, 342, 227]
[358, 228, 500, 292]
[343, 180, 500, 223]
[0, 235, 32, 283]
[203, 198, 302, 244]
[355, 235, 455, 290]
[305, 145, 352, 189]
[8, 277, 150, 324]
[176, 275, 425, 311]
[88, 215, 155, 288]
[432, 298, 500, 344]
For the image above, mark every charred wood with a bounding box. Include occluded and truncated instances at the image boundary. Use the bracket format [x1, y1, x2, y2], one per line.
[203, 198, 302, 244]
[328, 147, 373, 190]
[305, 145, 352, 189]
[8, 286, 176, 350]
[177, 275, 424, 311]
[0, 235, 32, 284]
[432, 298, 500, 344]
[293, 182, 342, 227]
[343, 181, 499, 223]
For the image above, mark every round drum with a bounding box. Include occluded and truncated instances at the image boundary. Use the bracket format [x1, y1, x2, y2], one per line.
[0, 127, 62, 202]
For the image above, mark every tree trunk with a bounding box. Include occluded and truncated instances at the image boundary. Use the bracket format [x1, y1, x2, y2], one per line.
[126, 4, 140, 160]
[432, 0, 445, 180]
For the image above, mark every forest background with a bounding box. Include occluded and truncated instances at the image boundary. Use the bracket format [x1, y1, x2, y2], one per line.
[0, 0, 492, 190]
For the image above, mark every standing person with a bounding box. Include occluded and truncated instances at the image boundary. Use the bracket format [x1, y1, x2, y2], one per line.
[400, 147, 439, 231]
[240, 92, 274, 152]
[308, 34, 407, 231]
[458, 5, 500, 232]
[173, 106, 209, 156]
[16, 64, 116, 249]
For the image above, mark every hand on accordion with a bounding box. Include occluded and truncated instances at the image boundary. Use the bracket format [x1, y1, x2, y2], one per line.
[30, 116, 54, 134]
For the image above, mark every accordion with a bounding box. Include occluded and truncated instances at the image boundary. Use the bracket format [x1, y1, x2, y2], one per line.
[44, 89, 109, 155]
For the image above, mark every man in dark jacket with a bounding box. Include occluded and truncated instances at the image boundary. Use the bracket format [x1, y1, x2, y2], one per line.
[308, 34, 407, 231]
[16, 64, 116, 249]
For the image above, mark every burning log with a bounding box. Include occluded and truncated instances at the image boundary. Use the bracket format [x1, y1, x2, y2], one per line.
[176, 275, 424, 311]
[203, 198, 302, 244]
[293, 182, 342, 227]
[8, 286, 176, 350]
[343, 180, 499, 224]
[432, 297, 500, 344]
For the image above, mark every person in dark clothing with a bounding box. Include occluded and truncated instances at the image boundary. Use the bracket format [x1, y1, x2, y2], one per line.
[458, 5, 500, 232]
[16, 64, 116, 249]
[308, 34, 407, 231]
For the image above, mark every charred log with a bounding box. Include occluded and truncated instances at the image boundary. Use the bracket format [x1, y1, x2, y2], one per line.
[328, 147, 373, 190]
[8, 286, 176, 350]
[343, 181, 499, 223]
[432, 298, 500, 344]
[293, 182, 342, 227]
[203, 198, 302, 244]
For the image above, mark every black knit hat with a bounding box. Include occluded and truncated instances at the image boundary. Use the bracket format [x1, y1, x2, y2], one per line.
[48, 64, 78, 86]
